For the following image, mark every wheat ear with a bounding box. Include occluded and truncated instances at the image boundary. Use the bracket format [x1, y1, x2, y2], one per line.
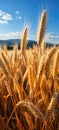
[28, 65, 35, 94]
[37, 55, 45, 81]
[46, 92, 59, 122]
[53, 50, 59, 79]
[3, 45, 8, 55]
[44, 47, 56, 80]
[12, 44, 18, 64]
[41, 40, 46, 54]
[1, 51, 12, 76]
[37, 10, 47, 46]
[8, 101, 44, 123]
[21, 26, 28, 66]
[21, 26, 28, 54]
[0, 58, 10, 77]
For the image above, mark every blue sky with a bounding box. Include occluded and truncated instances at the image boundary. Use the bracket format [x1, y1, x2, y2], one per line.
[0, 0, 59, 43]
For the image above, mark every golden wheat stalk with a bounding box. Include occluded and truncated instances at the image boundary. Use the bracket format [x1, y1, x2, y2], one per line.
[21, 26, 28, 66]
[46, 92, 59, 122]
[12, 44, 18, 64]
[1, 51, 12, 76]
[22, 69, 28, 84]
[17, 101, 45, 120]
[37, 10, 47, 46]
[44, 47, 56, 80]
[3, 45, 8, 55]
[25, 112, 34, 129]
[28, 65, 36, 94]
[0, 74, 5, 82]
[37, 55, 45, 81]
[0, 58, 9, 77]
[41, 40, 46, 54]
[21, 26, 28, 54]
[53, 50, 59, 79]
[40, 74, 46, 89]
[4, 80, 12, 94]
[7, 100, 44, 125]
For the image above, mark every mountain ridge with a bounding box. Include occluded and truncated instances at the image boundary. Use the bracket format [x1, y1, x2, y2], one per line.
[0, 39, 59, 49]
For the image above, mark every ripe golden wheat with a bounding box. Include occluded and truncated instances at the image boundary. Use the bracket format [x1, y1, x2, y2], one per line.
[0, 10, 59, 130]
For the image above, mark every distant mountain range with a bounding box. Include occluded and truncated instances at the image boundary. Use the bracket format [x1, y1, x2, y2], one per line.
[0, 39, 59, 49]
[0, 39, 37, 49]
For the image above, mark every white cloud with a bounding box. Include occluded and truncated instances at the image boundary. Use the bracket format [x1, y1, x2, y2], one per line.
[15, 10, 22, 20]
[45, 32, 59, 43]
[18, 16, 22, 19]
[15, 10, 19, 14]
[2, 14, 13, 21]
[16, 16, 22, 20]
[0, 32, 21, 40]
[0, 10, 5, 16]
[0, 32, 36, 40]
[0, 31, 59, 43]
[0, 19, 8, 24]
[0, 10, 13, 24]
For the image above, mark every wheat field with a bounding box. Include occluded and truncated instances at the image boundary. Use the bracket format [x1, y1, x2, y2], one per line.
[0, 10, 59, 130]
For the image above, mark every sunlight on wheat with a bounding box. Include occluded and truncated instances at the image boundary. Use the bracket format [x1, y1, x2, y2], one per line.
[0, 10, 59, 130]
